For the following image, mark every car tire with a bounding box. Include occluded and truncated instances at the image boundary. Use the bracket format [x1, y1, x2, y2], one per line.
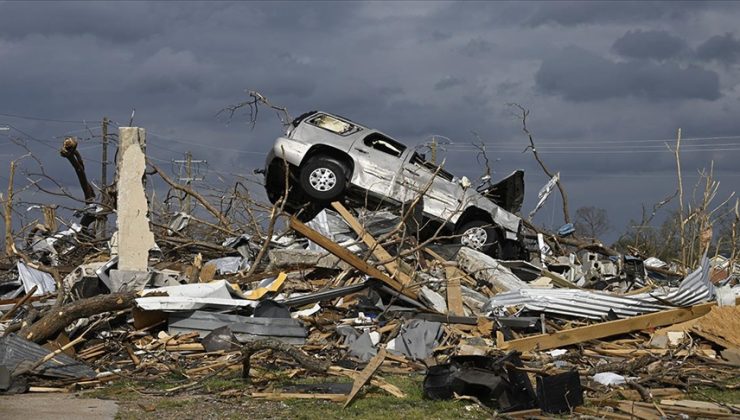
[299, 157, 347, 202]
[457, 220, 502, 258]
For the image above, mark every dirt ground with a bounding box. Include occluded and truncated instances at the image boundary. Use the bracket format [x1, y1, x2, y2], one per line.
[0, 393, 119, 420]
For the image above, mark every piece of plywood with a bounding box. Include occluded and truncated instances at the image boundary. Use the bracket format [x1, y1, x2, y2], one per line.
[444, 266, 464, 316]
[691, 306, 740, 349]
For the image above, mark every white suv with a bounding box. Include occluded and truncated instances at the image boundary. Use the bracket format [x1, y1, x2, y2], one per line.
[263, 111, 527, 258]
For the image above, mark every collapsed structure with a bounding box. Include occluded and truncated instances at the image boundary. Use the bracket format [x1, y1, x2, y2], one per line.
[0, 118, 738, 418]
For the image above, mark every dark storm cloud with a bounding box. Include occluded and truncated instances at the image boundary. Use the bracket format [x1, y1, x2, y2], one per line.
[1, 1, 739, 243]
[696, 32, 740, 64]
[526, 1, 708, 27]
[535, 47, 720, 101]
[612, 29, 687, 60]
[0, 1, 160, 43]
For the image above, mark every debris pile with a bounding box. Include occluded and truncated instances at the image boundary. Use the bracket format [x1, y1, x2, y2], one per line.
[0, 122, 738, 418]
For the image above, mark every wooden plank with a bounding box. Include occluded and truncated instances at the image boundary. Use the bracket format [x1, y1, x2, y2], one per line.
[0, 285, 37, 321]
[500, 301, 719, 352]
[574, 406, 633, 420]
[660, 399, 738, 413]
[344, 347, 387, 408]
[252, 392, 347, 402]
[330, 202, 413, 287]
[289, 217, 415, 299]
[444, 266, 464, 316]
[540, 269, 581, 289]
[613, 401, 661, 420]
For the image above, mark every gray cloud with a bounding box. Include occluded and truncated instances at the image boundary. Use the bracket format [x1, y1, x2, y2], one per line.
[0, 1, 161, 43]
[460, 37, 494, 57]
[612, 29, 687, 60]
[434, 76, 463, 90]
[527, 1, 709, 27]
[535, 47, 720, 101]
[696, 32, 740, 64]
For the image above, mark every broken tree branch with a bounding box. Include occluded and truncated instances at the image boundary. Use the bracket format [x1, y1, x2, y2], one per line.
[149, 162, 233, 230]
[60, 136, 95, 204]
[19, 291, 137, 343]
[509, 103, 571, 224]
[241, 338, 329, 381]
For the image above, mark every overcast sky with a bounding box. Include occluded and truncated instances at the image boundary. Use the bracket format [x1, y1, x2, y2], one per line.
[1, 1, 739, 241]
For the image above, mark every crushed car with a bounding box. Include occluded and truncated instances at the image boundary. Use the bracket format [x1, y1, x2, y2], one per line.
[262, 111, 529, 259]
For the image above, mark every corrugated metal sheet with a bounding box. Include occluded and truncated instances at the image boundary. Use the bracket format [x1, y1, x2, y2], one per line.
[168, 311, 307, 345]
[0, 334, 96, 379]
[483, 257, 717, 320]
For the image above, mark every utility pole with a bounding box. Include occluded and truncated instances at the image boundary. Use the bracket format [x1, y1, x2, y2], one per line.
[430, 136, 437, 164]
[173, 151, 206, 214]
[101, 117, 109, 189]
[96, 117, 109, 239]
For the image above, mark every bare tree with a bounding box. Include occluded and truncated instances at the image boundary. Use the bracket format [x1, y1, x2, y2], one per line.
[509, 104, 571, 224]
[574, 206, 611, 240]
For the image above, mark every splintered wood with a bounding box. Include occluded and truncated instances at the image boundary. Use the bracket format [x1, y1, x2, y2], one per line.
[289, 216, 415, 299]
[344, 347, 387, 408]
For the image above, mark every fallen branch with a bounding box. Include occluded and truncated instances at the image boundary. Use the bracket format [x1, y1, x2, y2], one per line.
[241, 338, 329, 381]
[19, 291, 137, 343]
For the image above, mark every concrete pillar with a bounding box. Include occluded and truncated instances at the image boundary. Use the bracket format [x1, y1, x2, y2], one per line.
[116, 127, 155, 272]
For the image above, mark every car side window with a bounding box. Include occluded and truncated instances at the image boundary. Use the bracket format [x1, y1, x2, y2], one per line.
[362, 133, 406, 157]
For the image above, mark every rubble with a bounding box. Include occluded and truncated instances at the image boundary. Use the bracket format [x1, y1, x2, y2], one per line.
[0, 119, 738, 418]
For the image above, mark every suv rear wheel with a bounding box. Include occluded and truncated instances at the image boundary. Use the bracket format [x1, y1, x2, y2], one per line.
[299, 157, 347, 201]
[457, 220, 502, 258]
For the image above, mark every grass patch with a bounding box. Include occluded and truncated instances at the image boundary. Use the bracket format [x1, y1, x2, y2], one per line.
[688, 386, 740, 405]
[282, 374, 489, 420]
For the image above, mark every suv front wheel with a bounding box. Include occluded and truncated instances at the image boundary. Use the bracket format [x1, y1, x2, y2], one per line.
[299, 157, 347, 201]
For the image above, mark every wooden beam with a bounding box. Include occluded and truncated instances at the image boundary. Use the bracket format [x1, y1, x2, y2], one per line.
[423, 248, 476, 287]
[444, 266, 464, 316]
[500, 301, 720, 352]
[344, 347, 387, 408]
[330, 202, 413, 287]
[0, 285, 37, 321]
[423, 248, 468, 316]
[289, 217, 415, 299]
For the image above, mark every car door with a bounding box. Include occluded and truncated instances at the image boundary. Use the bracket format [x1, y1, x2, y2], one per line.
[401, 152, 463, 221]
[350, 132, 407, 200]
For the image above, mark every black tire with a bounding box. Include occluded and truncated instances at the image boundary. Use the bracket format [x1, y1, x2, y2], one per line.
[299, 157, 347, 202]
[456, 220, 502, 258]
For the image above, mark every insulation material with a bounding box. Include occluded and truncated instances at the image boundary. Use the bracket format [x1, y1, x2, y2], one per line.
[16, 262, 56, 296]
[136, 280, 257, 311]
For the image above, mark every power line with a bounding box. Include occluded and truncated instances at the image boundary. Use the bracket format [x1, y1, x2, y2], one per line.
[147, 131, 265, 155]
[446, 141, 740, 151]
[0, 111, 93, 124]
[444, 147, 740, 154]
[448, 134, 740, 147]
